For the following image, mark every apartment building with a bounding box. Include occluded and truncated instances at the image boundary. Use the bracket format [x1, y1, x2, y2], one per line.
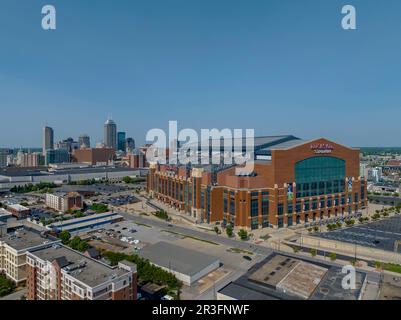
[26, 244, 137, 300]
[0, 229, 59, 284]
[45, 192, 83, 213]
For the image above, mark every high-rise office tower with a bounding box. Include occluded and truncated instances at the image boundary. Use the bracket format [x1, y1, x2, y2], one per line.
[43, 126, 54, 156]
[104, 119, 117, 150]
[78, 134, 91, 148]
[125, 137, 135, 153]
[56, 137, 79, 153]
[117, 132, 126, 152]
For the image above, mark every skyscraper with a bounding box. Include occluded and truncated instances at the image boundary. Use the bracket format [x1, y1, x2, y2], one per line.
[117, 132, 126, 152]
[104, 119, 117, 150]
[78, 134, 91, 148]
[43, 126, 54, 156]
[125, 137, 136, 153]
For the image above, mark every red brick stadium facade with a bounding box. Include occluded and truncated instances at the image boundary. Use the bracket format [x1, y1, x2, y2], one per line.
[147, 137, 367, 229]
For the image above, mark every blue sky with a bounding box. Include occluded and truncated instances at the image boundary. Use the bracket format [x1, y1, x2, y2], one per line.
[1, 0, 401, 147]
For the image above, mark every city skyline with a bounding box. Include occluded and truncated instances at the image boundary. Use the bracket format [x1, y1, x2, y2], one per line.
[2, 0, 401, 148]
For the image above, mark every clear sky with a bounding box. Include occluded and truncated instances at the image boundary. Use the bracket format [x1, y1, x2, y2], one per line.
[1, 0, 401, 148]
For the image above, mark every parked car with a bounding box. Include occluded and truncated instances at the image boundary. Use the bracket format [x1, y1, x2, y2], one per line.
[242, 255, 252, 261]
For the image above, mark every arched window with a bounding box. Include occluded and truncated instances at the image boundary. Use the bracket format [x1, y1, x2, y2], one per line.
[295, 157, 345, 197]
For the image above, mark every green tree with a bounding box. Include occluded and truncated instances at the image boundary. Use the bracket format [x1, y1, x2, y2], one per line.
[329, 252, 337, 261]
[77, 241, 89, 252]
[226, 225, 233, 237]
[237, 229, 248, 240]
[214, 226, 220, 235]
[59, 230, 71, 245]
[155, 210, 169, 221]
[91, 203, 109, 213]
[310, 249, 317, 257]
[0, 275, 16, 297]
[123, 176, 133, 184]
[69, 236, 82, 250]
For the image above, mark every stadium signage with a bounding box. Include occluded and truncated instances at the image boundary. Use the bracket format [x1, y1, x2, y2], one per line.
[310, 143, 334, 154]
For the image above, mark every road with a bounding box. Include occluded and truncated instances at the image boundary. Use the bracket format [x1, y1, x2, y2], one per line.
[115, 200, 381, 299]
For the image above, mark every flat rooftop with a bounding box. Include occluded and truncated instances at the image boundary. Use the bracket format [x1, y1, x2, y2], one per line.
[0, 208, 12, 217]
[248, 255, 327, 299]
[219, 253, 365, 300]
[276, 261, 328, 299]
[48, 212, 117, 228]
[0, 166, 146, 178]
[218, 282, 279, 300]
[50, 215, 123, 233]
[30, 245, 129, 288]
[0, 228, 56, 251]
[249, 255, 299, 288]
[139, 241, 220, 276]
[7, 204, 29, 211]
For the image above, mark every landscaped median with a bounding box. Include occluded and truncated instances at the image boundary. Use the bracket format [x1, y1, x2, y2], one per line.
[161, 230, 219, 245]
[374, 261, 401, 274]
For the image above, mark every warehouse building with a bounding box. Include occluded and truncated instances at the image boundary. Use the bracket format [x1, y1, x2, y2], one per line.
[0, 166, 148, 190]
[46, 212, 124, 234]
[147, 136, 367, 229]
[139, 241, 220, 286]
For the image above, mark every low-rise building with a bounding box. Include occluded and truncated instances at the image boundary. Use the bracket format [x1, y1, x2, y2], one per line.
[26, 244, 137, 300]
[46, 212, 124, 234]
[7, 204, 31, 219]
[72, 147, 115, 166]
[138, 241, 220, 286]
[0, 228, 59, 284]
[0, 208, 12, 223]
[45, 192, 83, 213]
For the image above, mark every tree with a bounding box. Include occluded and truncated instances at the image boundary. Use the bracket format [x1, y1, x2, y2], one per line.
[0, 275, 16, 297]
[329, 252, 337, 261]
[310, 249, 317, 257]
[123, 176, 133, 184]
[59, 230, 71, 245]
[91, 203, 109, 213]
[214, 226, 220, 235]
[155, 210, 169, 221]
[237, 229, 248, 240]
[77, 241, 89, 252]
[69, 236, 82, 250]
[226, 225, 233, 237]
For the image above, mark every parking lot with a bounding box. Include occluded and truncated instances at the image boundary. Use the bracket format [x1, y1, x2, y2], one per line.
[314, 215, 401, 253]
[30, 206, 54, 220]
[84, 219, 182, 254]
[99, 194, 140, 207]
[306, 212, 362, 228]
[56, 184, 132, 195]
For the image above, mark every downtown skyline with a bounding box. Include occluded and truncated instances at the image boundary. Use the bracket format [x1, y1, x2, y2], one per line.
[1, 0, 401, 148]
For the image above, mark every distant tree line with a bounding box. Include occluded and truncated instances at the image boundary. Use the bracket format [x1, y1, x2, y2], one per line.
[10, 182, 58, 193]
